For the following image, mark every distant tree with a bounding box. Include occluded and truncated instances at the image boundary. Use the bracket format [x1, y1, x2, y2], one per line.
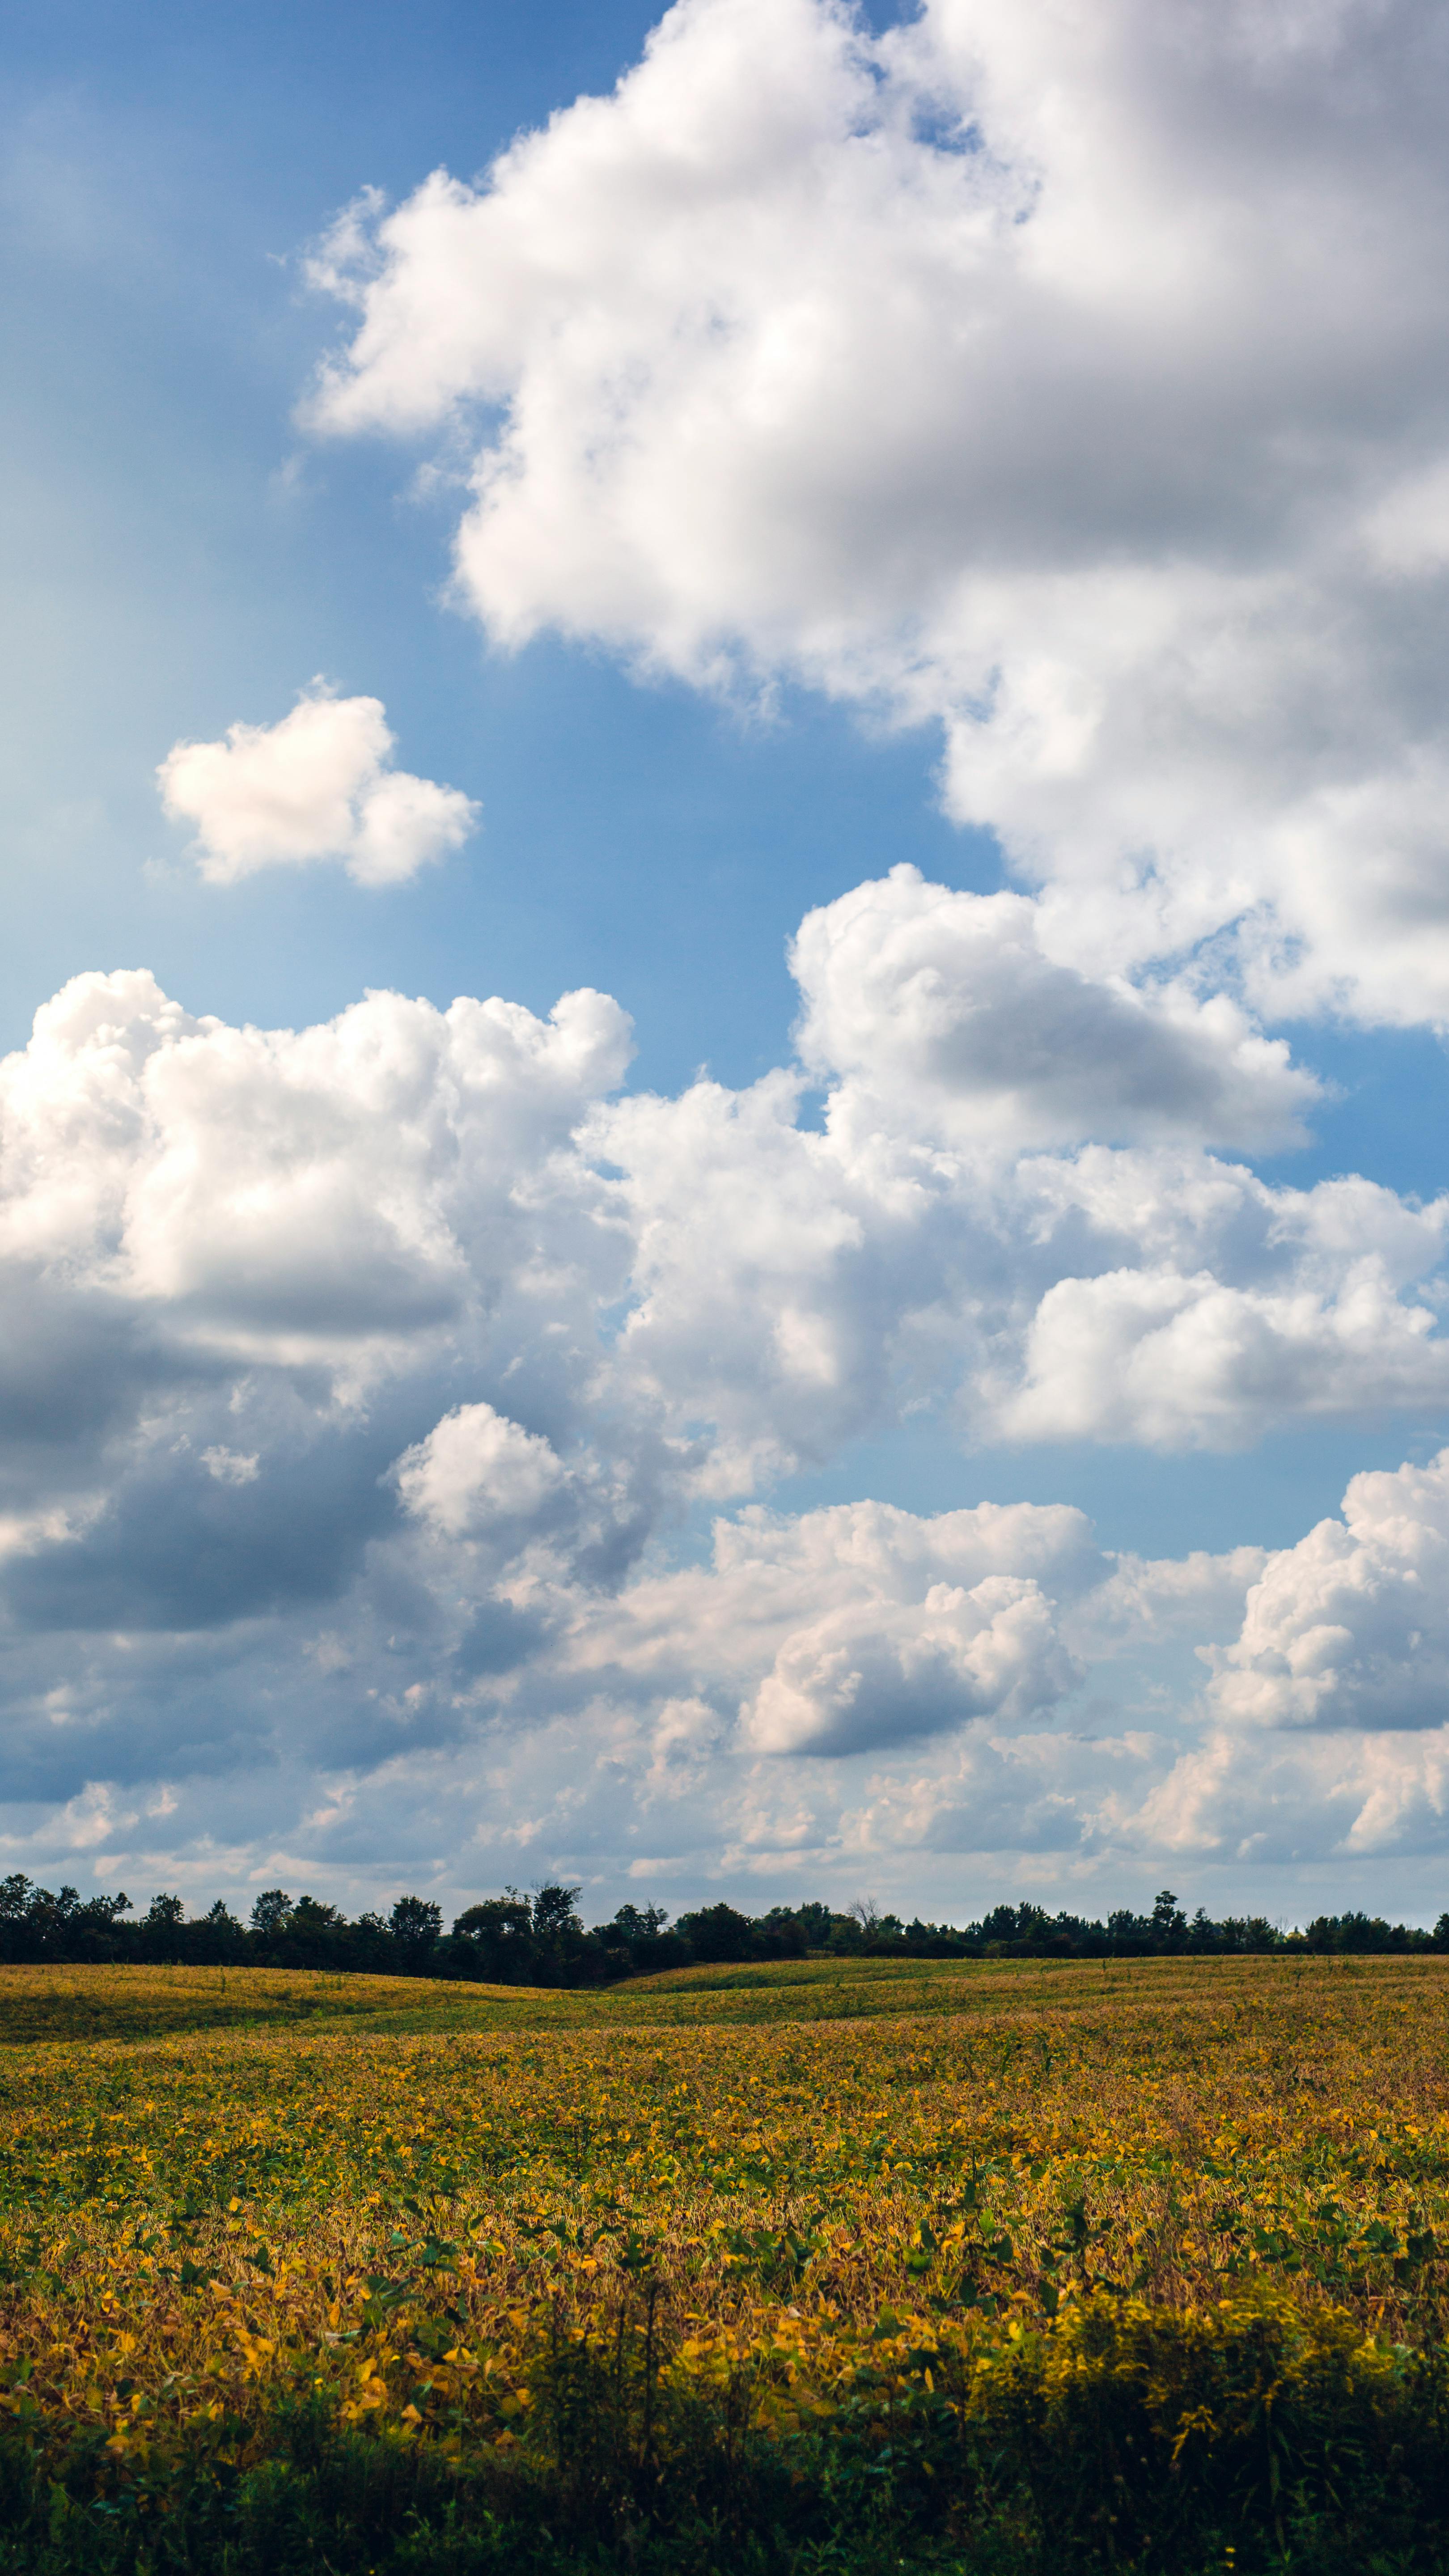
[598, 1901, 690, 1975]
[0, 1875, 127, 1962]
[452, 1894, 534, 1980]
[290, 1896, 344, 1932]
[528, 1884, 589, 1985]
[199, 1898, 243, 1956]
[609, 1902, 669, 1946]
[142, 1892, 186, 1962]
[250, 1890, 293, 1936]
[531, 1884, 580, 1935]
[1151, 1890, 1188, 1948]
[270, 1896, 347, 1966]
[754, 1908, 810, 1960]
[675, 1901, 754, 1963]
[390, 1895, 443, 1959]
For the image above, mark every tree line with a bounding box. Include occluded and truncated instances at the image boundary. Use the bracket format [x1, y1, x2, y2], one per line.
[0, 1876, 1444, 1979]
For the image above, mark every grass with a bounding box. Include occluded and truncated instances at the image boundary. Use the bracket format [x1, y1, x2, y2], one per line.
[1, 1954, 1448, 2569]
[0, 1945, 1419, 2043]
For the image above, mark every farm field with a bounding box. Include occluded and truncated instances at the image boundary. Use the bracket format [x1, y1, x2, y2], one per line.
[0, 1955, 1447, 2572]
[0, 1945, 1414, 2040]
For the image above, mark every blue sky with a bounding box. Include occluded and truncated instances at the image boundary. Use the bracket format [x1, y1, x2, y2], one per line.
[5, 0, 1449, 1926]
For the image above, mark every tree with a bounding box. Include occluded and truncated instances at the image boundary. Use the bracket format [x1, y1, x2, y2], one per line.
[142, 1892, 186, 1962]
[250, 1889, 293, 1936]
[527, 1884, 588, 1985]
[290, 1896, 343, 1932]
[674, 1901, 754, 1963]
[532, 1884, 582, 1942]
[201, 1898, 243, 1954]
[390, 1895, 443, 1956]
[610, 1902, 669, 1947]
[452, 1894, 534, 1981]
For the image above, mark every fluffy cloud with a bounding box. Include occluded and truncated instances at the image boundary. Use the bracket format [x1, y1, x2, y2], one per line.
[0, 916, 1443, 1591]
[157, 682, 478, 885]
[0, 963, 631, 1361]
[996, 1245, 1449, 1451]
[792, 867, 1318, 1153]
[3, 928, 1449, 1904]
[1121, 1724, 1449, 1867]
[395, 1403, 568, 1540]
[560, 1496, 1099, 1758]
[745, 1583, 1075, 1756]
[1209, 1450, 1449, 1733]
[306, 0, 1449, 1025]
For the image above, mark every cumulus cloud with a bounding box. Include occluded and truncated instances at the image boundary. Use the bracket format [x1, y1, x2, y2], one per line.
[0, 964, 632, 1368]
[0, 919, 1441, 1608]
[996, 1249, 1449, 1452]
[305, 0, 1449, 1025]
[561, 1495, 1100, 1758]
[792, 867, 1319, 1153]
[157, 682, 478, 885]
[1208, 1450, 1449, 1733]
[394, 1402, 568, 1540]
[744, 1581, 1077, 1756]
[3, 933, 1449, 1902]
[1129, 1722, 1449, 1867]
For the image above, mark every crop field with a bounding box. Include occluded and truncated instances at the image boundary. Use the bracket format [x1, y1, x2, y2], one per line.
[1, 1955, 1448, 2572]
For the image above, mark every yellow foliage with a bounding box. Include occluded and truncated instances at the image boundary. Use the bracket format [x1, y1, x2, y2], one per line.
[0, 1954, 1445, 2470]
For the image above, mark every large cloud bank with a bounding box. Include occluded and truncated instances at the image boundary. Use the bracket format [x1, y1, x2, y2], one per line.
[308, 0, 1449, 1026]
[3, 890, 1449, 1907]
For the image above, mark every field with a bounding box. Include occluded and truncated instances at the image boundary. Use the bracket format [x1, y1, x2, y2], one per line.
[1, 1956, 1448, 2572]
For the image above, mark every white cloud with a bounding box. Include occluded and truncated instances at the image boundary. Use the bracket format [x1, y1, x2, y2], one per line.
[4, 935, 1449, 1901]
[305, 0, 1449, 1026]
[1126, 1723, 1449, 1865]
[394, 1402, 567, 1539]
[0, 963, 632, 1370]
[157, 682, 478, 886]
[1208, 1449, 1449, 1733]
[743, 1578, 1078, 1756]
[0, 922, 1443, 1573]
[201, 1446, 260, 1486]
[792, 866, 1319, 1153]
[996, 1254, 1449, 1452]
[560, 1495, 1101, 1763]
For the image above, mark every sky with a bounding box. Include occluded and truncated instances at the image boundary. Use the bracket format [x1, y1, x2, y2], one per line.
[5, 0, 1449, 1930]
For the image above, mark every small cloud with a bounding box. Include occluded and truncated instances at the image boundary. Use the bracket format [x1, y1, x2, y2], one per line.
[201, 1447, 260, 1486]
[157, 681, 479, 887]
